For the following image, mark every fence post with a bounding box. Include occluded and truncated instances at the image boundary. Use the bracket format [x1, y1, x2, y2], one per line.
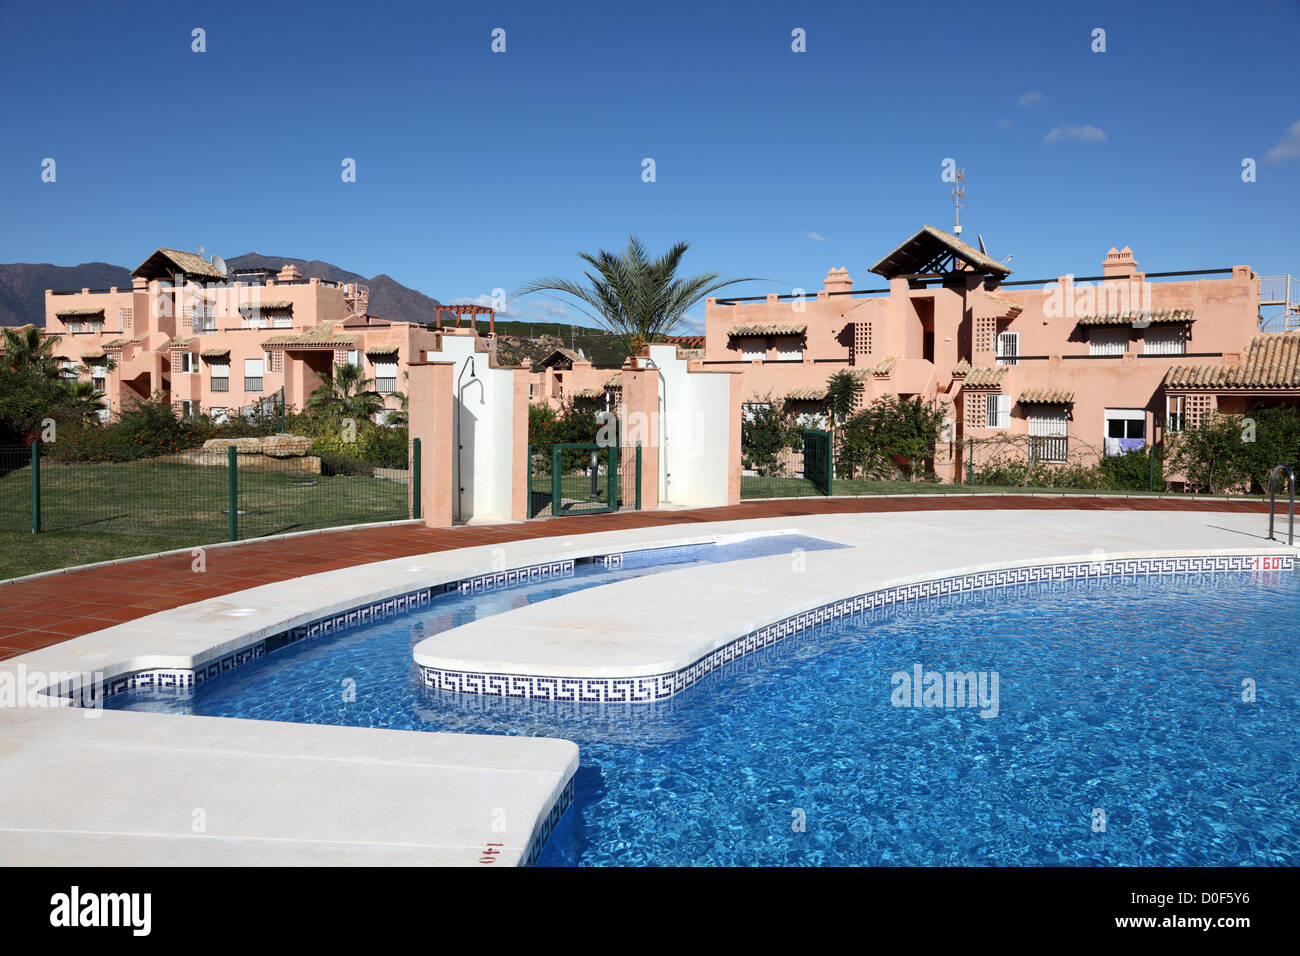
[967, 438, 974, 485]
[411, 437, 421, 520]
[551, 446, 562, 517]
[30, 442, 41, 534]
[280, 385, 286, 433]
[228, 445, 239, 541]
[609, 444, 620, 510]
[635, 442, 642, 511]
[1149, 444, 1155, 492]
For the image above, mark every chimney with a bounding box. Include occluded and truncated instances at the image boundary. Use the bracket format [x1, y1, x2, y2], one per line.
[823, 267, 853, 295]
[277, 263, 302, 282]
[1103, 246, 1137, 278]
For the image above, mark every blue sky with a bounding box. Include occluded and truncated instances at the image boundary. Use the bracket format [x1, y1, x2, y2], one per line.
[1, 0, 1297, 332]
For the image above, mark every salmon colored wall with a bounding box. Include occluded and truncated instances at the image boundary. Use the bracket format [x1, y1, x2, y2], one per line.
[406, 360, 455, 528]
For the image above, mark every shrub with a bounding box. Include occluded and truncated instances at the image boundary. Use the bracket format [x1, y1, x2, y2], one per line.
[1099, 447, 1160, 491]
[741, 399, 801, 475]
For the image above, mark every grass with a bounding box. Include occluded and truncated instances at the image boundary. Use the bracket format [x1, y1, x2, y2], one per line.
[739, 475, 1259, 499]
[0, 456, 409, 580]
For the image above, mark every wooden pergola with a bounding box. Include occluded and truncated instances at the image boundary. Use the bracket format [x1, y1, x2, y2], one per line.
[435, 304, 496, 336]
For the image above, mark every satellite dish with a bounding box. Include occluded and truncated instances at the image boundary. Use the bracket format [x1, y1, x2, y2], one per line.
[978, 235, 987, 255]
[211, 254, 227, 276]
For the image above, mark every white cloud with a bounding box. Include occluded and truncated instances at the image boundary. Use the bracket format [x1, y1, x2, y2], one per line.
[1264, 119, 1300, 165]
[803, 231, 828, 242]
[675, 314, 705, 334]
[996, 118, 1014, 132]
[1018, 90, 1047, 109]
[1043, 124, 1107, 145]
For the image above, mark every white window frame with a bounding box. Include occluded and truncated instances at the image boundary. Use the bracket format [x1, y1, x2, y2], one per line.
[1090, 327, 1129, 357]
[985, 393, 1011, 429]
[995, 331, 1018, 366]
[346, 349, 361, 367]
[1166, 395, 1186, 434]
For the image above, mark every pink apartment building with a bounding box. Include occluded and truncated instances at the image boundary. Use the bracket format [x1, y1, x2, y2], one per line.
[42, 248, 454, 422]
[532, 226, 1297, 483]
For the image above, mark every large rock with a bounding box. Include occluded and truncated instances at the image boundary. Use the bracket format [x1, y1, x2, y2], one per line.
[201, 434, 311, 457]
[262, 434, 312, 458]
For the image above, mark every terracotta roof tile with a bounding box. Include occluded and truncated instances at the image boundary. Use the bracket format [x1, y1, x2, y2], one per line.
[1165, 331, 1300, 389]
[1019, 388, 1075, 404]
[963, 366, 1008, 388]
[1077, 309, 1194, 326]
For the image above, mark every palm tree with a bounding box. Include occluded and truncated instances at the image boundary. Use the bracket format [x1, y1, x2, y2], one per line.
[308, 362, 384, 421]
[60, 379, 109, 419]
[1, 326, 62, 378]
[517, 236, 759, 357]
[825, 370, 864, 432]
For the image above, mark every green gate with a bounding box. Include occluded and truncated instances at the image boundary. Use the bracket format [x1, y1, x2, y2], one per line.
[802, 429, 832, 495]
[530, 443, 621, 518]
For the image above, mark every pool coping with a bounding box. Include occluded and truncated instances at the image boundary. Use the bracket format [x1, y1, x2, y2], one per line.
[414, 548, 1294, 701]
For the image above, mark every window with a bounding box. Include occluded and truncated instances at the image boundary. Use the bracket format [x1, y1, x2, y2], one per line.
[995, 331, 1018, 366]
[1028, 407, 1068, 462]
[191, 307, 216, 334]
[60, 360, 78, 379]
[346, 350, 361, 367]
[210, 361, 229, 392]
[374, 360, 397, 394]
[1144, 327, 1187, 356]
[244, 358, 263, 393]
[177, 352, 198, 374]
[742, 402, 773, 422]
[775, 339, 803, 362]
[741, 341, 765, 362]
[1104, 409, 1146, 456]
[273, 313, 292, 329]
[1090, 327, 1129, 357]
[1166, 395, 1186, 433]
[529, 383, 536, 400]
[985, 393, 1010, 429]
[179, 400, 196, 419]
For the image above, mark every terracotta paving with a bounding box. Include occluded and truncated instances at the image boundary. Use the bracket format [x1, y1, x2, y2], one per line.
[0, 495, 1273, 661]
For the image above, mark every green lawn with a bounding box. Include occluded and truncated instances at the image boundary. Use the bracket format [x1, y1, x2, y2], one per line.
[0, 457, 409, 580]
[740, 475, 1259, 499]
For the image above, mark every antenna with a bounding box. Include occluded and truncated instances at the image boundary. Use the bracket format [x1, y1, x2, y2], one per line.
[978, 234, 987, 255]
[211, 254, 227, 277]
[951, 168, 966, 236]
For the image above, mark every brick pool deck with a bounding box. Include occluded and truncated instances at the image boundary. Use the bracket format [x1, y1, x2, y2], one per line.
[0, 494, 1275, 661]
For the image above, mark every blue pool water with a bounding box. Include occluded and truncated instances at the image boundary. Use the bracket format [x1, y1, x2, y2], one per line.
[107, 551, 1300, 866]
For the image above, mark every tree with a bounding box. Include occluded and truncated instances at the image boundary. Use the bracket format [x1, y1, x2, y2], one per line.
[1166, 411, 1251, 494]
[837, 395, 946, 481]
[307, 362, 384, 422]
[517, 236, 758, 357]
[741, 399, 800, 476]
[824, 370, 864, 453]
[1, 325, 62, 379]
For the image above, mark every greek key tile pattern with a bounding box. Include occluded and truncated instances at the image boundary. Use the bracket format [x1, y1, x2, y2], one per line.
[522, 776, 575, 868]
[65, 559, 578, 707]
[419, 554, 1295, 704]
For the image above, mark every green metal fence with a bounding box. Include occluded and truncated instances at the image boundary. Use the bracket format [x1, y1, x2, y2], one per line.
[740, 429, 833, 500]
[2, 438, 419, 543]
[528, 442, 642, 518]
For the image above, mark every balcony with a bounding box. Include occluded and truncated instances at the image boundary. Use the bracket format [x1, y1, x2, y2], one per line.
[211, 378, 229, 393]
[376, 377, 397, 394]
[244, 377, 263, 393]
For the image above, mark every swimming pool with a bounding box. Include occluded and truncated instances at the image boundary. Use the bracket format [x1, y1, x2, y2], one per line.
[106, 554, 1300, 866]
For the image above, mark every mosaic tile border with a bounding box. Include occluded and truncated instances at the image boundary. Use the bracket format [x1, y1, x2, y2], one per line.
[418, 553, 1296, 704]
[57, 558, 578, 708]
[522, 776, 576, 868]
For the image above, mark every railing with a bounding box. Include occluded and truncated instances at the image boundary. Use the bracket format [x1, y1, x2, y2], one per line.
[244, 377, 263, 393]
[376, 377, 397, 394]
[1267, 464, 1295, 546]
[1029, 435, 1068, 463]
[211, 378, 229, 392]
